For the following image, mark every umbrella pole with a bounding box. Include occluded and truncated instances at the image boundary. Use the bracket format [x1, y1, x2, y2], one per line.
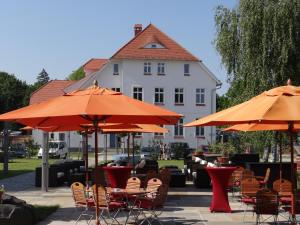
[105, 133, 107, 164]
[41, 131, 49, 192]
[132, 133, 135, 168]
[279, 133, 282, 182]
[84, 128, 89, 187]
[289, 122, 296, 224]
[94, 121, 100, 225]
[127, 133, 130, 164]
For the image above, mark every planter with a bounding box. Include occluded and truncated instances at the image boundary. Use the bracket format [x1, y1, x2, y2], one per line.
[217, 156, 229, 164]
[193, 152, 204, 157]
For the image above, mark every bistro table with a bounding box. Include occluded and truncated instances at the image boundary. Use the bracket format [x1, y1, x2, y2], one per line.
[103, 166, 133, 188]
[206, 166, 236, 213]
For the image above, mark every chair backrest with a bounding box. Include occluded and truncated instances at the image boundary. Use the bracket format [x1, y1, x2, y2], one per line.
[240, 177, 260, 197]
[230, 166, 245, 187]
[92, 185, 108, 208]
[273, 179, 292, 193]
[263, 168, 271, 184]
[146, 178, 162, 193]
[126, 177, 141, 190]
[71, 182, 86, 205]
[255, 189, 279, 215]
[159, 168, 171, 186]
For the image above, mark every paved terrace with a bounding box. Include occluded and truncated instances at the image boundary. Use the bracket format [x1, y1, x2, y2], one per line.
[2, 172, 292, 225]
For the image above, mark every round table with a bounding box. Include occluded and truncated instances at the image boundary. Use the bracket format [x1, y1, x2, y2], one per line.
[102, 166, 133, 188]
[206, 166, 236, 213]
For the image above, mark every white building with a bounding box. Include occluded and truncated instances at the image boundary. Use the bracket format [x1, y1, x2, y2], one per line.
[30, 24, 221, 150]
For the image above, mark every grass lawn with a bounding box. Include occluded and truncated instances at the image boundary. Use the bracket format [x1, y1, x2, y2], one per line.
[33, 204, 59, 223]
[0, 158, 55, 180]
[158, 160, 184, 169]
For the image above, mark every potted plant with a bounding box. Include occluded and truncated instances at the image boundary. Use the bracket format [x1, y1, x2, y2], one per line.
[217, 150, 229, 164]
[192, 149, 204, 157]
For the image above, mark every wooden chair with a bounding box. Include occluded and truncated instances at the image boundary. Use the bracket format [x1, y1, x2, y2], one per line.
[92, 185, 127, 225]
[126, 177, 141, 190]
[228, 167, 244, 197]
[71, 182, 93, 225]
[255, 189, 279, 224]
[135, 184, 168, 225]
[146, 178, 163, 193]
[273, 179, 292, 195]
[240, 177, 260, 222]
[241, 169, 254, 180]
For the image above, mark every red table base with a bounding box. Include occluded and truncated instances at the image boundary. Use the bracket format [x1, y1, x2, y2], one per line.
[206, 167, 236, 213]
[103, 166, 133, 188]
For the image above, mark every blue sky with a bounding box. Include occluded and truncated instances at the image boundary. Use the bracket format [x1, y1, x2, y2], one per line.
[0, 0, 237, 94]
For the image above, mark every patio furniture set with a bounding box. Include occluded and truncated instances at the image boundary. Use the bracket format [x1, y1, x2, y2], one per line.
[71, 169, 170, 225]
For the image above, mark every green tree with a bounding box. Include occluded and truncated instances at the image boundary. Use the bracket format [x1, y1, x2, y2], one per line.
[215, 0, 300, 105]
[36, 69, 50, 87]
[67, 67, 85, 81]
[0, 72, 31, 129]
[214, 0, 300, 155]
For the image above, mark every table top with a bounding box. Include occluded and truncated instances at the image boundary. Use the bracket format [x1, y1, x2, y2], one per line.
[102, 166, 133, 170]
[107, 187, 148, 195]
[205, 166, 237, 171]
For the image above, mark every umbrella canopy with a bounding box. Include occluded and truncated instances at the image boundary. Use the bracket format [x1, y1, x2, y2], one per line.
[185, 82, 300, 127]
[223, 123, 300, 132]
[0, 84, 181, 126]
[102, 124, 168, 133]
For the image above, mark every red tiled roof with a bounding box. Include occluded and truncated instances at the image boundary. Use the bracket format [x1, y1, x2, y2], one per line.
[30, 80, 75, 105]
[111, 24, 200, 61]
[83, 58, 108, 71]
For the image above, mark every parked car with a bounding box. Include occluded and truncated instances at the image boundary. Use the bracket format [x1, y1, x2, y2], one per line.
[38, 141, 68, 159]
[8, 144, 27, 158]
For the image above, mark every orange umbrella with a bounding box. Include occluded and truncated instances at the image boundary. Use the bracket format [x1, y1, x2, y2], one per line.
[223, 123, 300, 132]
[0, 83, 181, 225]
[184, 80, 299, 221]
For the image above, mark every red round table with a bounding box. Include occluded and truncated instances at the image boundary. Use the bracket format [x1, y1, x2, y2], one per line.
[206, 167, 236, 213]
[102, 166, 133, 188]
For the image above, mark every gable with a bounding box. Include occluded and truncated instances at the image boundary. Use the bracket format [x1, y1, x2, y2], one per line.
[111, 24, 200, 61]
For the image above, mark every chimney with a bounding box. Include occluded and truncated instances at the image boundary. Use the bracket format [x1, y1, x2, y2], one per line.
[134, 24, 143, 36]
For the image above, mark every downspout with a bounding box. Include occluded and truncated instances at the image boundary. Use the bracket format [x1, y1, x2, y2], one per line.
[210, 82, 222, 144]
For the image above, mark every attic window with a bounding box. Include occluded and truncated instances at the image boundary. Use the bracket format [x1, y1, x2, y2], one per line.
[144, 43, 165, 49]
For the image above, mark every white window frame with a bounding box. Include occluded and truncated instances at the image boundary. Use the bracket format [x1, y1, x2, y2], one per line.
[144, 62, 151, 75]
[196, 88, 205, 105]
[157, 62, 165, 75]
[113, 64, 119, 75]
[111, 87, 121, 92]
[154, 87, 164, 104]
[174, 88, 184, 105]
[132, 86, 143, 101]
[174, 118, 184, 137]
[195, 126, 205, 137]
[184, 63, 190, 76]
[154, 125, 164, 138]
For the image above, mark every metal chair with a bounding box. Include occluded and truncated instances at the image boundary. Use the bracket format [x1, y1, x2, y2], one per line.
[254, 189, 279, 224]
[71, 182, 94, 225]
[146, 178, 162, 194]
[92, 185, 127, 225]
[126, 177, 141, 190]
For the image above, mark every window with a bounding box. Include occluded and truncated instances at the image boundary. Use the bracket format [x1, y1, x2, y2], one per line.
[196, 88, 205, 105]
[135, 132, 142, 137]
[174, 118, 184, 137]
[133, 87, 143, 101]
[50, 133, 54, 139]
[111, 87, 121, 92]
[175, 88, 184, 105]
[184, 64, 190, 75]
[157, 63, 165, 75]
[59, 133, 65, 141]
[154, 88, 164, 104]
[196, 126, 205, 137]
[113, 64, 119, 75]
[144, 62, 151, 75]
[154, 125, 164, 137]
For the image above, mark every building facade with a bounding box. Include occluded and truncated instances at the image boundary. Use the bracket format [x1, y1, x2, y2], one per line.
[31, 24, 221, 150]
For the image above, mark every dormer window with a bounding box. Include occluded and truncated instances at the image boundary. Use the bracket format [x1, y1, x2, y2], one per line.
[144, 62, 151, 75]
[144, 43, 165, 49]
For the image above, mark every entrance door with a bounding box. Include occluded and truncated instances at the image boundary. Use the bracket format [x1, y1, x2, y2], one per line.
[110, 134, 116, 148]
